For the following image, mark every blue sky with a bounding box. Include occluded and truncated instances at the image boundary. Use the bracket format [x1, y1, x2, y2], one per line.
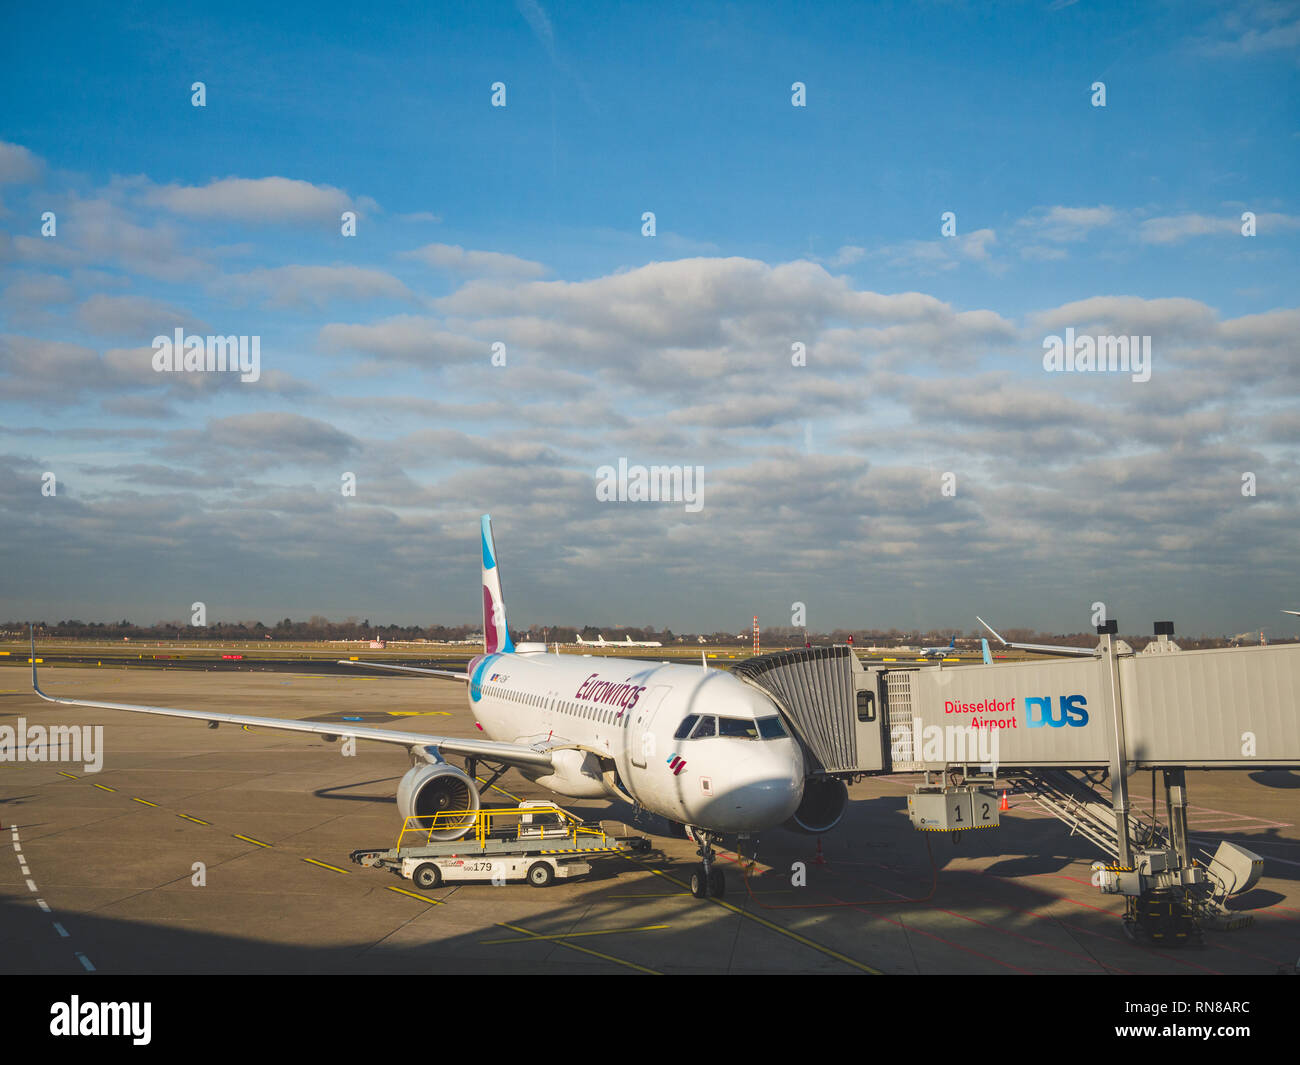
[1, 0, 1298, 636]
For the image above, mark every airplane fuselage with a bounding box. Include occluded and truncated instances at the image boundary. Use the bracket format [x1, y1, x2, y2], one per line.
[466, 650, 804, 833]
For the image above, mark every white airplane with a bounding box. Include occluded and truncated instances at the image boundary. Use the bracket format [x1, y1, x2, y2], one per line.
[622, 635, 662, 647]
[918, 636, 957, 659]
[574, 634, 662, 648]
[31, 516, 819, 898]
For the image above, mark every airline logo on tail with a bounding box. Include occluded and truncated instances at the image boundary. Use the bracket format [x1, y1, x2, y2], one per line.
[481, 515, 514, 655]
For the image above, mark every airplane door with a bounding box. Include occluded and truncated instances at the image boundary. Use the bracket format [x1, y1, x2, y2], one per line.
[629, 685, 670, 768]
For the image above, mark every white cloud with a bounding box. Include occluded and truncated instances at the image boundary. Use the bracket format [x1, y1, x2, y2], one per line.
[216, 265, 415, 309]
[146, 176, 373, 224]
[0, 141, 43, 184]
[402, 242, 548, 279]
[1140, 211, 1300, 244]
[319, 314, 487, 367]
[75, 293, 202, 338]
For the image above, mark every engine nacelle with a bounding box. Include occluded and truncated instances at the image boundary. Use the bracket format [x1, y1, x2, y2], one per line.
[784, 775, 847, 834]
[397, 762, 481, 840]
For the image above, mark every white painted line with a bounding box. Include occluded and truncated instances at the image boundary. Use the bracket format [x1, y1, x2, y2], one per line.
[76, 953, 95, 972]
[25, 879, 37, 892]
[36, 899, 50, 912]
[19, 864, 29, 875]
[53, 923, 68, 937]
[12, 842, 20, 851]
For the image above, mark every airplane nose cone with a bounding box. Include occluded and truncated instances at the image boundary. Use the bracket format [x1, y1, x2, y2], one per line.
[690, 741, 805, 832]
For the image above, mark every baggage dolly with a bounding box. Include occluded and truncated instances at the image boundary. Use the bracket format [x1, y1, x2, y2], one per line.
[350, 801, 649, 888]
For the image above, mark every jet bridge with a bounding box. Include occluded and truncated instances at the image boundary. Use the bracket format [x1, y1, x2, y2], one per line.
[733, 627, 1300, 943]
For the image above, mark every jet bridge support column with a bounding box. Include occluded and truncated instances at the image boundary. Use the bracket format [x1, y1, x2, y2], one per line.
[1100, 621, 1133, 869]
[1163, 768, 1190, 869]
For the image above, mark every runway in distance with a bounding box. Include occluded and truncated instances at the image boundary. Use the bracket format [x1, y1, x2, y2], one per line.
[31, 516, 820, 898]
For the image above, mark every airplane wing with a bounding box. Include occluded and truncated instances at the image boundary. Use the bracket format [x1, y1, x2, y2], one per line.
[29, 634, 552, 769]
[976, 616, 1098, 657]
[337, 660, 468, 680]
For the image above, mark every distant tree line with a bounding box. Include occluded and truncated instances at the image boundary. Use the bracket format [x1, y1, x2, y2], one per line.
[3, 619, 1271, 650]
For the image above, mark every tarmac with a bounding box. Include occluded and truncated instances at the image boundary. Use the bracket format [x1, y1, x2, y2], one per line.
[2, 664, 1297, 975]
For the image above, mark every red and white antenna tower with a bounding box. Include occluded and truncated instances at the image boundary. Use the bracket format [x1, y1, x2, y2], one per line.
[752, 615, 760, 654]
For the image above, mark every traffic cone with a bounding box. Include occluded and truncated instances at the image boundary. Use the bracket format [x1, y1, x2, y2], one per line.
[999, 790, 1009, 812]
[811, 837, 828, 865]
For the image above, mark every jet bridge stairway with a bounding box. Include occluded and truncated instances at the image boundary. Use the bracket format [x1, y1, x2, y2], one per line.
[1007, 768, 1160, 861]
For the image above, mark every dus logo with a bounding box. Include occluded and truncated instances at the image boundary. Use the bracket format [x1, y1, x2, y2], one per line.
[1025, 694, 1089, 729]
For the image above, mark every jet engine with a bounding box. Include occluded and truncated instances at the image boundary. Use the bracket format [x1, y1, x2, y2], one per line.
[784, 775, 847, 834]
[396, 762, 481, 840]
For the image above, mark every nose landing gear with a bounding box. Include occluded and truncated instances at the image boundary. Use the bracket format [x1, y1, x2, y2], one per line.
[687, 829, 725, 898]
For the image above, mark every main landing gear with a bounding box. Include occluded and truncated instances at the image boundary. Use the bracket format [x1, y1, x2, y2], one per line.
[687, 829, 725, 898]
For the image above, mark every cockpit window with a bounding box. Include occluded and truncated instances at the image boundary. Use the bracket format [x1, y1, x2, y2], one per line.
[718, 717, 760, 739]
[757, 716, 788, 739]
[690, 716, 717, 739]
[673, 715, 700, 740]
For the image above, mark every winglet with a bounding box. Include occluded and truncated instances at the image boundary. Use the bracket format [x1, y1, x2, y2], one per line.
[976, 616, 1007, 647]
[981, 638, 993, 665]
[30, 624, 45, 698]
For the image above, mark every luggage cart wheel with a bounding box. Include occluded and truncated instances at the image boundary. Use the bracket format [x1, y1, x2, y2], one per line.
[527, 861, 555, 887]
[413, 863, 441, 891]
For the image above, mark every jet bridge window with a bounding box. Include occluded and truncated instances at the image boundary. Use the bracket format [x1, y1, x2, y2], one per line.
[856, 690, 876, 722]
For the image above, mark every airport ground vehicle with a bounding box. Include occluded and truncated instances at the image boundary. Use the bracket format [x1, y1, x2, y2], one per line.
[350, 801, 648, 888]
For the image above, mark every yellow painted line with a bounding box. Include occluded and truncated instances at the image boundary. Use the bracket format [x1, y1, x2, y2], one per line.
[233, 834, 271, 848]
[475, 777, 526, 803]
[301, 857, 349, 875]
[57, 771, 78, 779]
[386, 884, 445, 905]
[617, 854, 880, 974]
[0, 650, 9, 655]
[132, 797, 160, 807]
[177, 814, 210, 825]
[92, 783, 116, 792]
[241, 725, 258, 733]
[482, 924, 668, 944]
[495, 920, 660, 974]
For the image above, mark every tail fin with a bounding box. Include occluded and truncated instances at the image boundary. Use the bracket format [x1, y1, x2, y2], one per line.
[480, 515, 514, 654]
[981, 638, 992, 665]
[949, 636, 956, 649]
